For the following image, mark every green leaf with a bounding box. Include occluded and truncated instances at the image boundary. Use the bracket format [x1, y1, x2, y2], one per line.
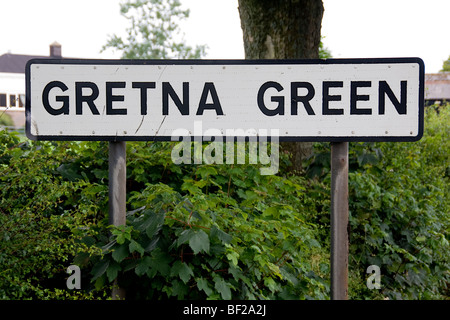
[181, 179, 201, 195]
[171, 260, 194, 284]
[263, 206, 279, 217]
[94, 275, 106, 291]
[135, 256, 152, 276]
[129, 239, 145, 256]
[189, 229, 210, 254]
[267, 262, 282, 279]
[106, 261, 121, 282]
[144, 211, 165, 238]
[112, 244, 129, 263]
[144, 237, 160, 252]
[197, 277, 213, 296]
[171, 280, 188, 299]
[177, 229, 194, 247]
[56, 163, 82, 181]
[91, 259, 109, 281]
[214, 277, 231, 300]
[264, 277, 278, 293]
[196, 166, 217, 179]
[112, 225, 133, 245]
[211, 225, 232, 244]
[226, 250, 239, 267]
[416, 235, 426, 242]
[114, 233, 126, 245]
[149, 248, 172, 277]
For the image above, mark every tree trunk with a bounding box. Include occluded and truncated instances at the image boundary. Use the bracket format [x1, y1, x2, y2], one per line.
[238, 0, 324, 173]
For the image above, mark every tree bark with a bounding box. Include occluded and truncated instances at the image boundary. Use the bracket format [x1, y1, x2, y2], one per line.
[238, 0, 324, 173]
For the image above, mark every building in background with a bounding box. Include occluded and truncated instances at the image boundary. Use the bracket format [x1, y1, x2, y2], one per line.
[425, 72, 450, 106]
[0, 42, 62, 129]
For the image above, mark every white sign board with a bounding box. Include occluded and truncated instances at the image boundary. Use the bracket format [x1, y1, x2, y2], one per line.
[26, 58, 424, 141]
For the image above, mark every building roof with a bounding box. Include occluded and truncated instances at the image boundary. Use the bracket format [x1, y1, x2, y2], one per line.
[0, 42, 63, 74]
[0, 53, 47, 74]
[425, 72, 450, 100]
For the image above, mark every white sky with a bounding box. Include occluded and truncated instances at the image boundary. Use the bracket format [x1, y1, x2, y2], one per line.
[0, 0, 449, 73]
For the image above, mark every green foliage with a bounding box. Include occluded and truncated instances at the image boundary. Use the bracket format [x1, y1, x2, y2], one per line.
[319, 37, 332, 59]
[1, 105, 448, 300]
[305, 105, 450, 299]
[102, 0, 206, 59]
[0, 132, 107, 299]
[440, 55, 450, 72]
[0, 112, 15, 128]
[82, 146, 329, 299]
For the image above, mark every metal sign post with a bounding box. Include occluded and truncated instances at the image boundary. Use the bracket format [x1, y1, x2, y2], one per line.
[108, 141, 126, 299]
[108, 141, 127, 226]
[330, 141, 349, 300]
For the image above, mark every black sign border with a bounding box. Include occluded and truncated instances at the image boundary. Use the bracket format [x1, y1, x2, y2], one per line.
[26, 57, 424, 142]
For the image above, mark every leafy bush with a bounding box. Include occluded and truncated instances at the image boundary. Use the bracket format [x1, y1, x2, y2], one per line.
[0, 104, 448, 300]
[305, 105, 450, 299]
[0, 133, 107, 299]
[83, 144, 330, 299]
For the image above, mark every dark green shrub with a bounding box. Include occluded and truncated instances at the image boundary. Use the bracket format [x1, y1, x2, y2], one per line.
[1, 104, 447, 300]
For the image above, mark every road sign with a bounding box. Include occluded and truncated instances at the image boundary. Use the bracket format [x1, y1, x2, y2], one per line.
[26, 58, 424, 141]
